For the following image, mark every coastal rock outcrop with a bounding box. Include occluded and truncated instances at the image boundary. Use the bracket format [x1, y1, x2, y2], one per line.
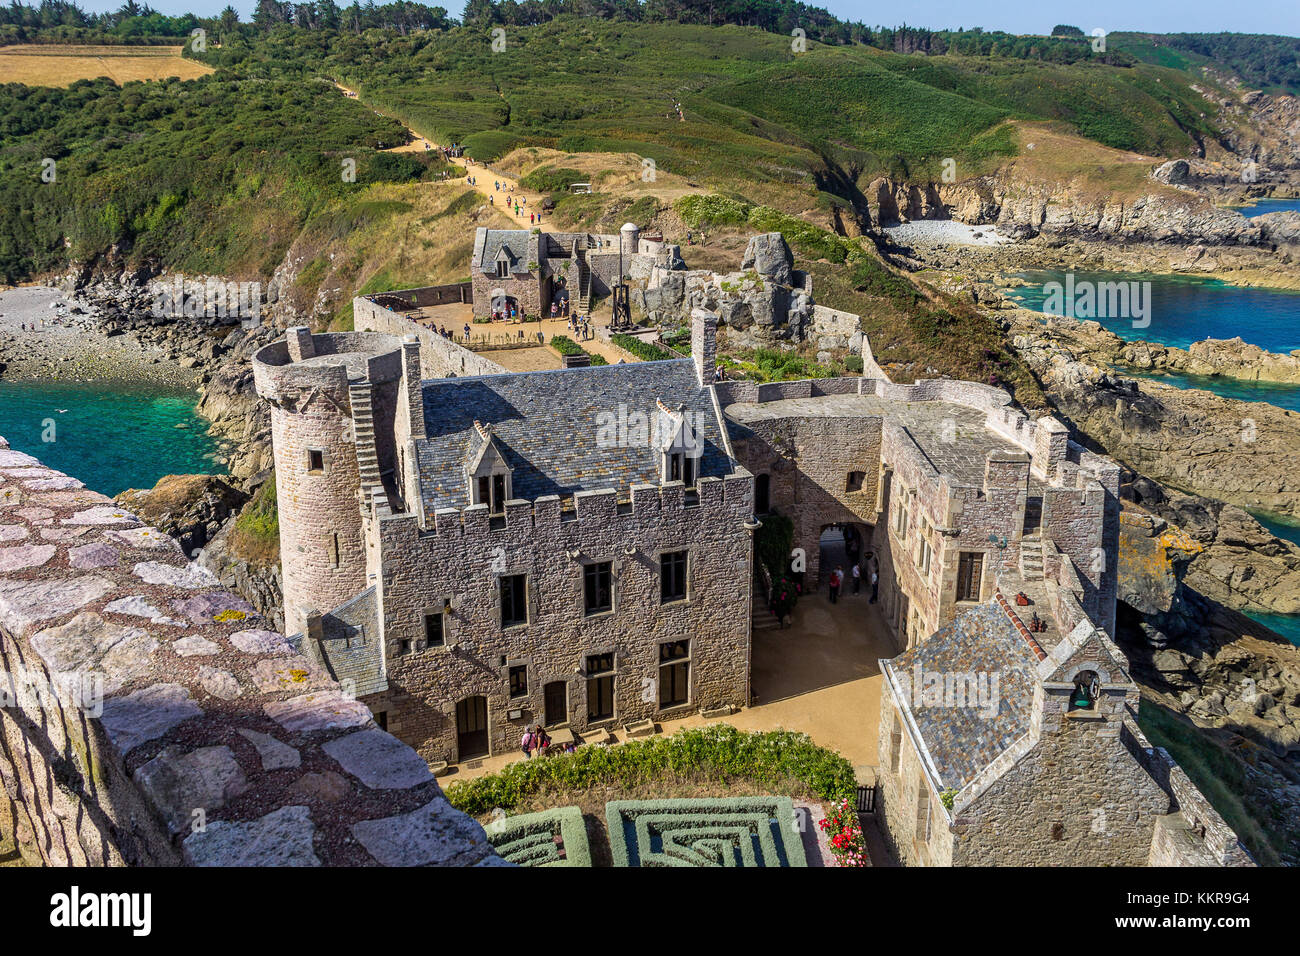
[1007, 311, 1300, 518]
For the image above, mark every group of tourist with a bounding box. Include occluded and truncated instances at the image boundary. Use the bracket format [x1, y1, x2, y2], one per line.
[520, 724, 574, 759]
[567, 313, 593, 340]
[826, 526, 879, 605]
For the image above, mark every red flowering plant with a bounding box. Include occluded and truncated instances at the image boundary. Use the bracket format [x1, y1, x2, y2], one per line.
[817, 798, 868, 867]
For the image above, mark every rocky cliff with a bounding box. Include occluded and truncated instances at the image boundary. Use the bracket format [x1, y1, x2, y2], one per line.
[1007, 309, 1300, 519]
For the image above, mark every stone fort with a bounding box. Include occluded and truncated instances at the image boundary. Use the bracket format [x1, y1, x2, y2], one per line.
[233, 258, 1252, 865]
[0, 238, 1251, 868]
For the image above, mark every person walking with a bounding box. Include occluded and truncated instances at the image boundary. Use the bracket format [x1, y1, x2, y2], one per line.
[521, 727, 534, 759]
[829, 566, 842, 604]
[463, 322, 470, 342]
[852, 561, 861, 595]
[870, 565, 879, 604]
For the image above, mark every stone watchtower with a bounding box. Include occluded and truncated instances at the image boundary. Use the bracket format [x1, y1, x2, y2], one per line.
[619, 221, 640, 259]
[252, 327, 406, 637]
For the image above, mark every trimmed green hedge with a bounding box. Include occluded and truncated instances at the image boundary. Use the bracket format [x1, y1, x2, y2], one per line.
[445, 726, 856, 816]
[606, 796, 808, 867]
[484, 806, 591, 868]
[611, 333, 672, 362]
[550, 335, 609, 365]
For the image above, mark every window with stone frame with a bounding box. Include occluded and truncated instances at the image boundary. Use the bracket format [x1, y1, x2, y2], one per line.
[845, 471, 866, 493]
[500, 573, 527, 628]
[423, 612, 444, 648]
[956, 551, 984, 602]
[508, 664, 528, 699]
[889, 712, 903, 773]
[584, 561, 613, 615]
[495, 260, 509, 279]
[660, 550, 688, 603]
[586, 652, 615, 721]
[658, 640, 690, 708]
[916, 778, 931, 843]
[916, 525, 932, 575]
[307, 448, 325, 474]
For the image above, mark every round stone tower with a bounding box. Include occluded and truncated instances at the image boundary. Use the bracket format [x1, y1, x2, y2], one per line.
[619, 221, 640, 259]
[253, 327, 405, 638]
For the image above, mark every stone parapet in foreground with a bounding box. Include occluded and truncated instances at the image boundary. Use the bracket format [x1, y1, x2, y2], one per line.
[0, 436, 500, 867]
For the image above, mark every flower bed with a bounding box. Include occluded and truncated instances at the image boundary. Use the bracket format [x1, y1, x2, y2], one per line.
[611, 332, 672, 362]
[817, 797, 869, 867]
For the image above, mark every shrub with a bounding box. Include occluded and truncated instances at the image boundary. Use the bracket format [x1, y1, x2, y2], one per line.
[444, 725, 857, 817]
[484, 806, 591, 867]
[611, 333, 671, 362]
[606, 796, 808, 867]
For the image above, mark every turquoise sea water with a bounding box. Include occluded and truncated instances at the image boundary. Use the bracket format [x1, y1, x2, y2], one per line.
[1006, 270, 1300, 354]
[1125, 369, 1300, 413]
[1233, 198, 1300, 219]
[1246, 513, 1300, 646]
[0, 379, 226, 497]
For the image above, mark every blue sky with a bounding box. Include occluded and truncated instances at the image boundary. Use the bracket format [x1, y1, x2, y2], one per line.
[72, 0, 1300, 37]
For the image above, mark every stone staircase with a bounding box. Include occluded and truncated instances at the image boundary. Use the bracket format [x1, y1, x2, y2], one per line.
[1019, 535, 1044, 581]
[752, 588, 781, 634]
[348, 383, 384, 508]
[574, 252, 592, 314]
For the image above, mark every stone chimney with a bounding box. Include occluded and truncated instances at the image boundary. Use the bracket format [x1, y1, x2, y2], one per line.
[286, 326, 316, 363]
[691, 307, 718, 386]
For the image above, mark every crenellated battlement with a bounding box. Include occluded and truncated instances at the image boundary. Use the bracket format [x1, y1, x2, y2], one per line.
[380, 470, 754, 542]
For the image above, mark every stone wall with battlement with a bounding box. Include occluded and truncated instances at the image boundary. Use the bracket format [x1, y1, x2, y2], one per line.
[354, 294, 508, 380]
[0, 437, 499, 867]
[365, 475, 755, 764]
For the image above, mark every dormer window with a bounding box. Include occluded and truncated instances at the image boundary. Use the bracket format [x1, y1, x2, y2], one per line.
[668, 451, 696, 489]
[475, 474, 507, 514]
[496, 260, 509, 279]
[467, 422, 512, 514]
[656, 401, 700, 489]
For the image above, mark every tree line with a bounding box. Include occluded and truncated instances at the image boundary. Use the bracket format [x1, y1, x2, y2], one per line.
[0, 0, 1133, 65]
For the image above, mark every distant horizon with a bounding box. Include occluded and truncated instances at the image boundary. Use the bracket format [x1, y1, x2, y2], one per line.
[51, 0, 1300, 37]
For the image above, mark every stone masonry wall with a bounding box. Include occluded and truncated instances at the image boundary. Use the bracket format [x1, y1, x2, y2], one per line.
[949, 718, 1170, 866]
[354, 296, 507, 380]
[729, 416, 882, 586]
[0, 437, 499, 866]
[369, 476, 754, 764]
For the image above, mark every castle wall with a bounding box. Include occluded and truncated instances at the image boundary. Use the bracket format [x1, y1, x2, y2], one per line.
[0, 438, 496, 867]
[370, 475, 755, 764]
[353, 296, 507, 379]
[729, 415, 882, 585]
[875, 698, 955, 866]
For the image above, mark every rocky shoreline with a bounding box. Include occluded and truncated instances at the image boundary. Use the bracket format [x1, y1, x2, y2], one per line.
[3, 278, 285, 629]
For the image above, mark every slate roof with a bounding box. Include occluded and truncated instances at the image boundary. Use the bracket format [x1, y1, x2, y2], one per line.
[886, 600, 1039, 791]
[415, 360, 733, 513]
[478, 230, 533, 275]
[288, 587, 386, 698]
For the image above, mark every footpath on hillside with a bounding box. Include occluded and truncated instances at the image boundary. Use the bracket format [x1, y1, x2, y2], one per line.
[333, 82, 549, 228]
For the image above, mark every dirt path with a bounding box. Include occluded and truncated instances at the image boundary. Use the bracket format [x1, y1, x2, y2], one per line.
[333, 82, 549, 228]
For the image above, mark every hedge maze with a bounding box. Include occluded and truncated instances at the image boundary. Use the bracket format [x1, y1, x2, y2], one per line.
[606, 797, 808, 867]
[484, 806, 591, 867]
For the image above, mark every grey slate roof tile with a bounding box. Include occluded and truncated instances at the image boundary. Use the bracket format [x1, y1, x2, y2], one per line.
[416, 360, 731, 513]
[889, 601, 1039, 790]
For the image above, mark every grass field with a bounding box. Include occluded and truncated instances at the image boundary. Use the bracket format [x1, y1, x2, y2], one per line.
[0, 44, 212, 85]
